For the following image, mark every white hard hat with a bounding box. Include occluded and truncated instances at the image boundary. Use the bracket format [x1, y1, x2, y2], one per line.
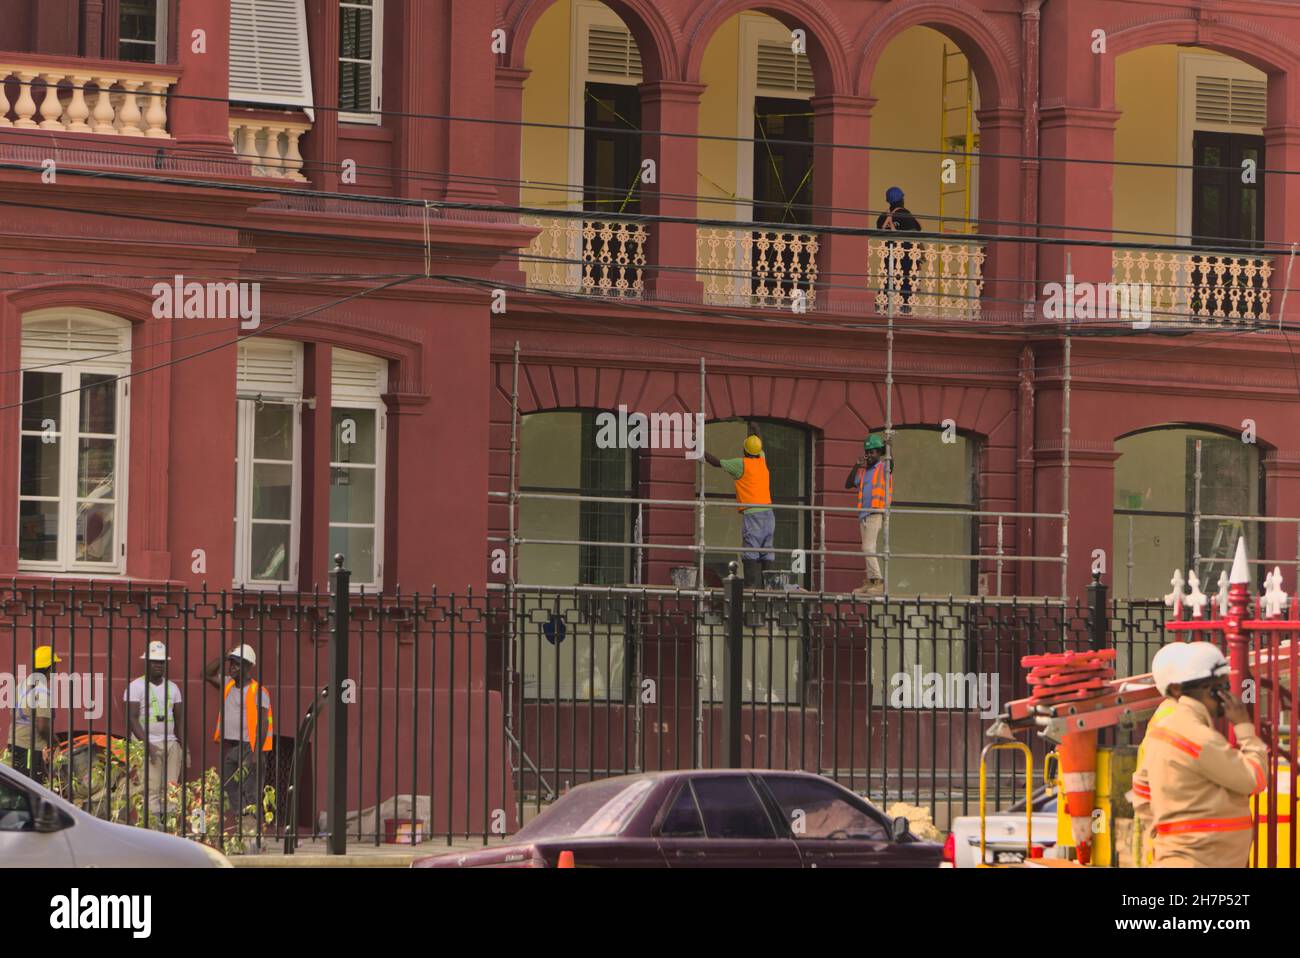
[227, 644, 256, 666]
[140, 640, 169, 662]
[1167, 641, 1229, 689]
[1150, 642, 1190, 697]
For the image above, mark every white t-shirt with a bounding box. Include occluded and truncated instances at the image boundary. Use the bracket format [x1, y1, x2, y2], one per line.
[124, 677, 183, 744]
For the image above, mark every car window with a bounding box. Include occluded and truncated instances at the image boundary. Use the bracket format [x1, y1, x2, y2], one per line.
[691, 777, 777, 840]
[658, 784, 705, 838]
[0, 777, 33, 832]
[763, 776, 888, 841]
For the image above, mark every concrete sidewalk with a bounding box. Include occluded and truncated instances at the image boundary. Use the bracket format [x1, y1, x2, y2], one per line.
[229, 836, 509, 867]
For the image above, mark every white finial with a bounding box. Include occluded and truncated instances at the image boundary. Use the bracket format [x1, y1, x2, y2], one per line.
[1186, 570, 1208, 619]
[1264, 566, 1289, 618]
[1164, 569, 1186, 611]
[1230, 536, 1251, 586]
[1216, 571, 1230, 617]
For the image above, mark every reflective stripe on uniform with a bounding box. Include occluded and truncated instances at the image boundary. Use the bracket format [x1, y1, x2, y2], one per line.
[1155, 816, 1254, 836]
[1148, 726, 1202, 758]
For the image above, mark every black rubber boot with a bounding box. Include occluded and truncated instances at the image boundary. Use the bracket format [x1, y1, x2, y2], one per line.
[760, 559, 774, 589]
[742, 559, 760, 588]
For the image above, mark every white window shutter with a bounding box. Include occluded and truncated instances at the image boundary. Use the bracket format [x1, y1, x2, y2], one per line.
[230, 0, 316, 119]
[756, 41, 813, 95]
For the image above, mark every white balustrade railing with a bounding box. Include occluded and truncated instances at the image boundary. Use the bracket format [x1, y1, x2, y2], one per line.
[868, 239, 986, 318]
[696, 227, 819, 308]
[1112, 248, 1274, 324]
[229, 116, 310, 182]
[0, 63, 175, 137]
[523, 215, 647, 298]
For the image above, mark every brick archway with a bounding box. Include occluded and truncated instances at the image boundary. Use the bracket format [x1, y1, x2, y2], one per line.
[854, 0, 1021, 108]
[681, 0, 853, 93]
[501, 0, 682, 82]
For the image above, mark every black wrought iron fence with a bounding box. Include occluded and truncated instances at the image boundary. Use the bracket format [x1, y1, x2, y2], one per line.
[0, 570, 1169, 852]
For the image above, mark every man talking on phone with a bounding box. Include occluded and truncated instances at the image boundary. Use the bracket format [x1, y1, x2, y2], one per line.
[1144, 641, 1268, 867]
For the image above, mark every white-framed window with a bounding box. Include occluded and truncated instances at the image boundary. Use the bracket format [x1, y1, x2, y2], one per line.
[118, 0, 168, 64]
[233, 339, 303, 588]
[18, 311, 131, 575]
[339, 0, 383, 122]
[329, 349, 387, 588]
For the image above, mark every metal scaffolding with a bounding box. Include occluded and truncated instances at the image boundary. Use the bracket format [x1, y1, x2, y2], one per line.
[497, 330, 1076, 599]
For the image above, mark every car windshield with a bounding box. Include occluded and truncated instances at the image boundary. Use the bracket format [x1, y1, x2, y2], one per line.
[514, 778, 655, 841]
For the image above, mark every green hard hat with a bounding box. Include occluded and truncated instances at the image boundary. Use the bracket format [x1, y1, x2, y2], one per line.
[864, 435, 885, 451]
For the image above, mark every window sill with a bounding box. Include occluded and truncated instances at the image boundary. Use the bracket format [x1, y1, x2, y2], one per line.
[7, 572, 187, 591]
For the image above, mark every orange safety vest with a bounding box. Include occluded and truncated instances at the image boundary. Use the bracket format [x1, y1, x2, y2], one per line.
[857, 461, 893, 512]
[213, 679, 273, 751]
[733, 456, 772, 512]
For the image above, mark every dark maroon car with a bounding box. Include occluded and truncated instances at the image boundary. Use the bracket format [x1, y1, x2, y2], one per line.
[413, 769, 943, 868]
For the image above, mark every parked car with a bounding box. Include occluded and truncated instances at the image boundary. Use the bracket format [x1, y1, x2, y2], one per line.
[414, 769, 944, 868]
[944, 786, 1062, 867]
[0, 762, 231, 867]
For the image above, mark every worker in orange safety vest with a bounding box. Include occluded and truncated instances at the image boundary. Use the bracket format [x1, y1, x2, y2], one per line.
[844, 434, 892, 596]
[1141, 641, 1268, 867]
[704, 424, 774, 589]
[205, 644, 273, 835]
[1128, 642, 1188, 866]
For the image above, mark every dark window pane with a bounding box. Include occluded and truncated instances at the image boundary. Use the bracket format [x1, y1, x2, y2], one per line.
[250, 523, 291, 581]
[659, 785, 705, 837]
[76, 502, 115, 563]
[20, 436, 59, 497]
[21, 372, 61, 432]
[763, 776, 888, 840]
[331, 408, 376, 463]
[76, 438, 115, 498]
[19, 500, 59, 561]
[691, 777, 776, 839]
[0, 779, 33, 831]
[253, 404, 294, 460]
[328, 525, 375, 584]
[79, 374, 117, 435]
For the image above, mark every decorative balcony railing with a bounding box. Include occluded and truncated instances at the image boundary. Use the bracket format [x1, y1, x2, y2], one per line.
[229, 114, 310, 182]
[0, 60, 176, 137]
[522, 216, 647, 298]
[868, 239, 986, 318]
[696, 228, 820, 308]
[1111, 249, 1274, 324]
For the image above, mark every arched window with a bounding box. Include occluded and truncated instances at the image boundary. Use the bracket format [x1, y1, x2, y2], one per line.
[1113, 427, 1263, 600]
[700, 419, 811, 587]
[19, 311, 131, 573]
[518, 410, 637, 586]
[887, 428, 978, 596]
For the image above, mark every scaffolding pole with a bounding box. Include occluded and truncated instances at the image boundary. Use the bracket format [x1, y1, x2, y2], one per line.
[507, 340, 520, 813]
[1061, 331, 1071, 601]
[884, 248, 896, 591]
[1193, 438, 1203, 579]
[696, 356, 706, 770]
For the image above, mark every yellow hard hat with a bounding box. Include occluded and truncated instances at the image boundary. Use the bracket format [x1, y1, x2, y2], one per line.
[743, 435, 762, 456]
[34, 645, 61, 670]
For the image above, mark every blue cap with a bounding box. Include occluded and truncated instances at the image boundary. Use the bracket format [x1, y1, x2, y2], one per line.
[886, 186, 905, 206]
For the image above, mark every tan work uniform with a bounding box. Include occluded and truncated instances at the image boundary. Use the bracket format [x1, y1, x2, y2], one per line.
[1144, 696, 1268, 868]
[1128, 696, 1178, 866]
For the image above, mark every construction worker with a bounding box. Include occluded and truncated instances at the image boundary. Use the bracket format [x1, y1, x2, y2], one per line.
[124, 640, 185, 823]
[1142, 641, 1268, 867]
[1128, 642, 1188, 866]
[6, 645, 60, 784]
[845, 434, 892, 595]
[703, 426, 774, 588]
[205, 644, 273, 833]
[877, 186, 922, 314]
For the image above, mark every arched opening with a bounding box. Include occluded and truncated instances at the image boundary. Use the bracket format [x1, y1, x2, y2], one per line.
[518, 408, 639, 586]
[1112, 45, 1274, 324]
[1113, 425, 1264, 600]
[699, 417, 812, 587]
[885, 427, 979, 596]
[518, 1, 658, 297]
[694, 11, 831, 307]
[862, 26, 987, 318]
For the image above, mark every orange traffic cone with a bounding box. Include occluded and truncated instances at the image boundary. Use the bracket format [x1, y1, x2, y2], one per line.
[557, 850, 575, 868]
[1058, 730, 1098, 865]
